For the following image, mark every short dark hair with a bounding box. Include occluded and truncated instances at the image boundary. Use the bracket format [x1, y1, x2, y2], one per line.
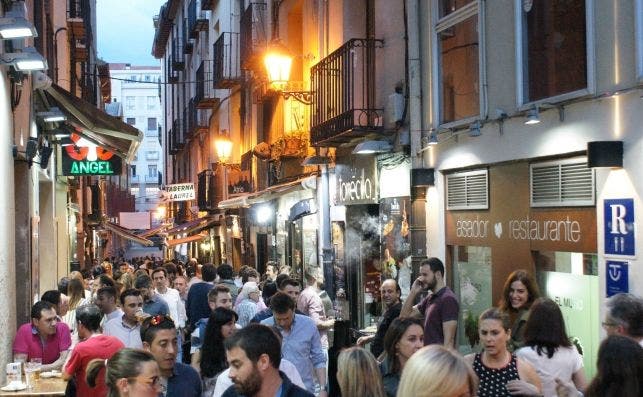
[41, 290, 62, 306]
[275, 273, 290, 290]
[279, 278, 300, 291]
[202, 264, 218, 282]
[163, 263, 177, 276]
[208, 284, 231, 302]
[265, 261, 278, 273]
[217, 264, 233, 280]
[262, 281, 278, 303]
[31, 301, 55, 319]
[224, 324, 281, 369]
[140, 315, 176, 344]
[119, 288, 142, 306]
[97, 286, 118, 300]
[57, 278, 70, 295]
[242, 268, 259, 285]
[420, 257, 445, 277]
[98, 274, 115, 287]
[134, 274, 152, 289]
[151, 267, 167, 278]
[76, 304, 103, 332]
[270, 292, 295, 314]
[607, 293, 643, 338]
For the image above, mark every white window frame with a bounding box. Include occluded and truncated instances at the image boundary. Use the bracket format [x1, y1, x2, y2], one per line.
[431, 1, 486, 129]
[637, 0, 643, 82]
[515, 0, 596, 108]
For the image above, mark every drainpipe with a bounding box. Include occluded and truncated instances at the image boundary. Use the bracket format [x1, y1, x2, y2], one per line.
[406, 0, 427, 270]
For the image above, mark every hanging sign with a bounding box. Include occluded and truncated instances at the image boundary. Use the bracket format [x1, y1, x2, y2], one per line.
[61, 134, 122, 176]
[335, 156, 378, 205]
[161, 183, 196, 202]
[604, 199, 635, 257]
[606, 260, 628, 297]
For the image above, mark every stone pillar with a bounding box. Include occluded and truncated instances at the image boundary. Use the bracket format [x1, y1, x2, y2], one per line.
[0, 75, 17, 384]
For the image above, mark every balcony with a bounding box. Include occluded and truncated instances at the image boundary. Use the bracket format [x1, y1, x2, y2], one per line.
[213, 32, 242, 88]
[195, 60, 219, 108]
[67, 0, 87, 37]
[188, 0, 209, 39]
[172, 40, 185, 71]
[183, 20, 194, 54]
[187, 98, 209, 137]
[240, 2, 268, 71]
[311, 38, 385, 147]
[174, 118, 185, 151]
[168, 127, 179, 154]
[201, 0, 216, 10]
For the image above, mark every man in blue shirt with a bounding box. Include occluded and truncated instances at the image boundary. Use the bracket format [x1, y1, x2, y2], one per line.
[261, 292, 327, 396]
[136, 274, 169, 316]
[141, 314, 201, 396]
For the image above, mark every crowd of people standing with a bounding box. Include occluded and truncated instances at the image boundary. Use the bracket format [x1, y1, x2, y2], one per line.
[9, 255, 643, 397]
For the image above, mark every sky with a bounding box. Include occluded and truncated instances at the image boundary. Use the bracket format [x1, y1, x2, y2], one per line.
[96, 0, 167, 66]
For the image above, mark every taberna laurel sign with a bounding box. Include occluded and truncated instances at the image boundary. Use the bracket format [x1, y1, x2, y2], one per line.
[61, 136, 122, 176]
[160, 183, 196, 202]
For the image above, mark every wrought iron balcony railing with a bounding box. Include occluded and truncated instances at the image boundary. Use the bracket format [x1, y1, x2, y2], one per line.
[195, 60, 219, 108]
[188, 0, 209, 39]
[240, 2, 267, 70]
[172, 39, 185, 71]
[213, 32, 242, 88]
[310, 38, 385, 147]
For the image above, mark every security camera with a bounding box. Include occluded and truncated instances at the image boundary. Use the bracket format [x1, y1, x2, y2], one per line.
[32, 71, 52, 90]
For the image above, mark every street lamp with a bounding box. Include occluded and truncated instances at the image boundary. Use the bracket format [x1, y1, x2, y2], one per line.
[263, 41, 312, 105]
[214, 131, 233, 164]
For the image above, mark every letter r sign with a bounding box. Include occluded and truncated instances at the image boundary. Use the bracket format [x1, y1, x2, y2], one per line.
[604, 199, 635, 256]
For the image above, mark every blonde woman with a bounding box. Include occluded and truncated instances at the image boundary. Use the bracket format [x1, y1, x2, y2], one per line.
[397, 344, 478, 397]
[337, 346, 386, 397]
[63, 278, 89, 340]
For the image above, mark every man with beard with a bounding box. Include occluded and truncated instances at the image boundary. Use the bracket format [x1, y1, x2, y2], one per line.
[222, 324, 312, 397]
[400, 257, 459, 347]
[357, 278, 402, 357]
[141, 315, 201, 396]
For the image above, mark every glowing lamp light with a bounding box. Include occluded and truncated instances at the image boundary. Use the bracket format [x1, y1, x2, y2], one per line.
[214, 132, 233, 164]
[264, 42, 293, 87]
[256, 205, 273, 224]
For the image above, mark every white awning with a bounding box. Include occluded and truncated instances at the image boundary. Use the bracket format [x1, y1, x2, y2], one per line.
[217, 175, 318, 209]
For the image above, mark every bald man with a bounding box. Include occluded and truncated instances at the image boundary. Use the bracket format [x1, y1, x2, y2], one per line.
[357, 279, 402, 358]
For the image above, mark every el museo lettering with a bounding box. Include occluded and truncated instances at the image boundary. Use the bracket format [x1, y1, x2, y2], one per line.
[456, 216, 582, 242]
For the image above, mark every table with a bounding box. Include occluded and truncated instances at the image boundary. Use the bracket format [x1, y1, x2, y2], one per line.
[0, 377, 67, 396]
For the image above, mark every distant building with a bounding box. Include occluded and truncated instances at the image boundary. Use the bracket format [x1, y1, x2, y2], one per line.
[109, 64, 164, 219]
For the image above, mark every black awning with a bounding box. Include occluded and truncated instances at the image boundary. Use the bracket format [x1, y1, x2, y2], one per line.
[43, 84, 142, 161]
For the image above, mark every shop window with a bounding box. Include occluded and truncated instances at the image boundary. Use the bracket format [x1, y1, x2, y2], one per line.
[516, 0, 595, 104]
[530, 158, 594, 207]
[452, 245, 492, 353]
[433, 0, 482, 126]
[446, 169, 488, 210]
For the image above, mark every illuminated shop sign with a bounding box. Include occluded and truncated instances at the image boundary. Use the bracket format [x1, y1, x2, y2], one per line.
[335, 156, 378, 205]
[61, 134, 122, 176]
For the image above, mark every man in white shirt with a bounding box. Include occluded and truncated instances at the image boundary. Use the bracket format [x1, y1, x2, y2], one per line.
[94, 286, 123, 326]
[152, 267, 186, 362]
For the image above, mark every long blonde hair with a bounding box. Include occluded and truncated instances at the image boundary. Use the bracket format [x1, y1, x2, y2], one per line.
[396, 345, 478, 397]
[337, 347, 386, 397]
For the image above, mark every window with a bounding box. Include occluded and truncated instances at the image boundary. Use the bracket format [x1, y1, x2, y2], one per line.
[125, 96, 135, 111]
[433, 0, 481, 125]
[147, 96, 157, 111]
[145, 75, 151, 82]
[126, 117, 136, 125]
[147, 117, 157, 130]
[530, 157, 594, 207]
[130, 165, 136, 176]
[516, 0, 594, 104]
[146, 151, 159, 161]
[148, 165, 157, 178]
[130, 187, 139, 196]
[446, 169, 488, 210]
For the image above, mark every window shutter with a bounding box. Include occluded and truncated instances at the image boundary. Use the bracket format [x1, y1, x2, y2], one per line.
[446, 169, 488, 210]
[531, 158, 594, 207]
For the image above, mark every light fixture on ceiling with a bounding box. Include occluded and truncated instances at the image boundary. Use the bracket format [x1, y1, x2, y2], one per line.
[1, 47, 47, 71]
[301, 155, 330, 166]
[352, 140, 393, 154]
[0, 1, 37, 39]
[469, 121, 482, 137]
[37, 107, 66, 122]
[524, 106, 540, 125]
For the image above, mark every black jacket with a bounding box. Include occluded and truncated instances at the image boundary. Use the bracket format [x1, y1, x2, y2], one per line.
[221, 371, 313, 397]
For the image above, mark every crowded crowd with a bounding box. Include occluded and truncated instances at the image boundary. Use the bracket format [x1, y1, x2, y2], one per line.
[11, 256, 643, 396]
